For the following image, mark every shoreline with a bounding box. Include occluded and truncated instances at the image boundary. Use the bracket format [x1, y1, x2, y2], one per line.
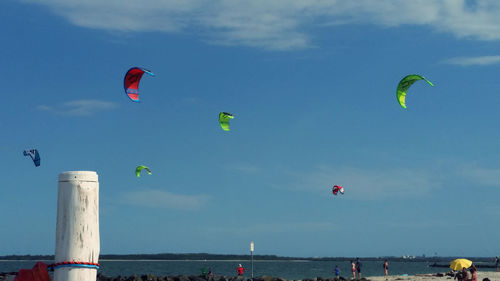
[2, 272, 500, 281]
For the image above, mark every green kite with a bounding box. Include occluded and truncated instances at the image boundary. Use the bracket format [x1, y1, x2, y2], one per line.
[219, 112, 234, 131]
[136, 165, 152, 178]
[397, 74, 434, 109]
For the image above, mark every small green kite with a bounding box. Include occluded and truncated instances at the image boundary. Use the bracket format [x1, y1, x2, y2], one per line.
[397, 74, 434, 109]
[136, 165, 152, 178]
[219, 112, 234, 131]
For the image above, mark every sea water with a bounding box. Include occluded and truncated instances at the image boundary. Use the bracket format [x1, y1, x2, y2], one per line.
[0, 260, 496, 279]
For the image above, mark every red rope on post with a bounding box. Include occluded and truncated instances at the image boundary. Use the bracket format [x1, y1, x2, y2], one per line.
[48, 261, 100, 270]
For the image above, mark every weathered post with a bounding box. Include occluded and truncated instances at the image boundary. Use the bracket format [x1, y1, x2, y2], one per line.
[54, 171, 100, 281]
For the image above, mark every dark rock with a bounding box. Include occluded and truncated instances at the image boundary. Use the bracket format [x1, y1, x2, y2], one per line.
[97, 273, 113, 281]
[142, 274, 158, 281]
[262, 275, 273, 281]
[0, 272, 16, 281]
[190, 275, 206, 281]
[174, 275, 191, 281]
[126, 274, 143, 281]
[229, 276, 247, 281]
[212, 275, 226, 281]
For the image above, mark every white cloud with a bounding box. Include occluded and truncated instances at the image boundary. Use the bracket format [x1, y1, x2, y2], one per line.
[227, 162, 261, 174]
[443, 55, 500, 66]
[482, 204, 500, 216]
[458, 165, 500, 187]
[37, 99, 117, 116]
[119, 188, 209, 210]
[22, 0, 500, 50]
[380, 219, 466, 229]
[36, 105, 52, 111]
[285, 165, 440, 200]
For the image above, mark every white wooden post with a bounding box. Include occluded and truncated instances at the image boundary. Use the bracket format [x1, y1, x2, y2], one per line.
[55, 171, 100, 281]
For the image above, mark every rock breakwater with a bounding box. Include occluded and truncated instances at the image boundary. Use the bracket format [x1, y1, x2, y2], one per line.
[0, 273, 371, 281]
[94, 275, 367, 281]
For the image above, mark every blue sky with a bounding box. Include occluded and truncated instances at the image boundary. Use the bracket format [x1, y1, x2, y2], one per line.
[1, 0, 500, 258]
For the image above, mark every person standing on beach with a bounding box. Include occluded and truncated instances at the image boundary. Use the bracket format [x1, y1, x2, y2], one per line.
[236, 264, 245, 276]
[468, 264, 477, 281]
[495, 256, 499, 272]
[356, 258, 362, 279]
[335, 265, 340, 280]
[383, 259, 389, 277]
[351, 260, 356, 279]
[208, 268, 214, 281]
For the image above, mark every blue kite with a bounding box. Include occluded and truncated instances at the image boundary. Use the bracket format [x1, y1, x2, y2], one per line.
[23, 149, 40, 167]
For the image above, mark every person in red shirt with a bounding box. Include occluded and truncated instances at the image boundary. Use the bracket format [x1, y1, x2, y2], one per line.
[236, 264, 245, 276]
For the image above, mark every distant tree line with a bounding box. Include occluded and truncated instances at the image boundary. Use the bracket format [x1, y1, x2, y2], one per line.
[0, 253, 495, 262]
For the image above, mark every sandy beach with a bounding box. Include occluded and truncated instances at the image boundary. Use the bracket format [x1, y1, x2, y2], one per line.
[369, 272, 500, 281]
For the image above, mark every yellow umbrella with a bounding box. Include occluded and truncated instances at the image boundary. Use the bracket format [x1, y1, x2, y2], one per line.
[450, 259, 472, 270]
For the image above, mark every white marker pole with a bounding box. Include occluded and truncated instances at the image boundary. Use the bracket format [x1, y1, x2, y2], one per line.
[250, 241, 254, 279]
[55, 171, 100, 281]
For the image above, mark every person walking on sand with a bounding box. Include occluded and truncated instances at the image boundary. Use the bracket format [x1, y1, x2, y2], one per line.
[335, 265, 340, 280]
[495, 256, 499, 272]
[356, 258, 362, 279]
[351, 260, 356, 279]
[468, 264, 477, 281]
[236, 264, 245, 276]
[383, 259, 389, 277]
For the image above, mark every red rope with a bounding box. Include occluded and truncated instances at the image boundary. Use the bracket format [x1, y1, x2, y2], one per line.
[48, 261, 100, 268]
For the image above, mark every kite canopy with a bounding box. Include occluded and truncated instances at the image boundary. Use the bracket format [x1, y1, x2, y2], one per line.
[23, 149, 40, 167]
[124, 67, 155, 102]
[396, 74, 434, 109]
[332, 185, 344, 196]
[219, 112, 234, 131]
[135, 165, 152, 178]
